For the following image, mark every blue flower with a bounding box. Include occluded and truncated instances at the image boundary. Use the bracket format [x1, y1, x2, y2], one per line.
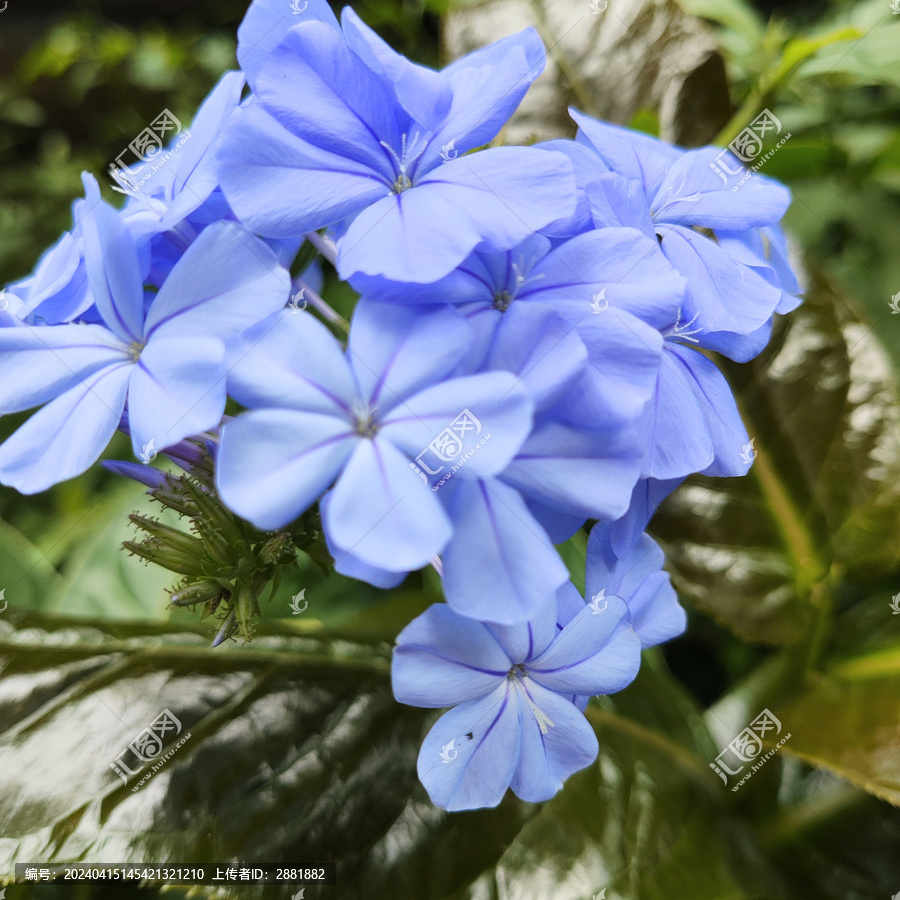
[215, 301, 534, 573]
[218, 6, 577, 283]
[392, 585, 642, 810]
[113, 70, 247, 240]
[585, 521, 685, 647]
[0, 174, 289, 493]
[551, 112, 798, 354]
[321, 306, 654, 623]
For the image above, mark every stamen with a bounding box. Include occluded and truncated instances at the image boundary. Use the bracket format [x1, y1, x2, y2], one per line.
[509, 667, 556, 735]
[665, 307, 702, 344]
[380, 132, 428, 194]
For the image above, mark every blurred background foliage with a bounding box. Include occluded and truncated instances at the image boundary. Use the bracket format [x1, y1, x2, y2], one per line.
[1, 1, 899, 898]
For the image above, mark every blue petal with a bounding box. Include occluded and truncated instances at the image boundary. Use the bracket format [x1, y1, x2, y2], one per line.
[654, 147, 790, 229]
[0, 362, 131, 494]
[324, 436, 453, 571]
[217, 101, 388, 238]
[341, 7, 452, 131]
[217, 409, 357, 530]
[417, 28, 546, 172]
[485, 597, 559, 664]
[144, 222, 290, 342]
[586, 173, 656, 235]
[78, 173, 145, 343]
[607, 476, 683, 558]
[0, 323, 129, 415]
[503, 419, 642, 520]
[556, 309, 663, 426]
[586, 522, 686, 647]
[226, 311, 358, 415]
[485, 304, 588, 413]
[337, 147, 577, 283]
[509, 678, 598, 802]
[17, 231, 93, 324]
[237, 0, 340, 91]
[127, 335, 227, 455]
[528, 598, 641, 695]
[347, 301, 471, 410]
[392, 603, 510, 707]
[160, 70, 247, 230]
[660, 225, 782, 336]
[255, 21, 403, 176]
[527, 500, 586, 544]
[523, 228, 685, 333]
[381, 372, 533, 484]
[335, 556, 407, 589]
[440, 478, 569, 624]
[571, 109, 677, 193]
[416, 683, 521, 811]
[669, 343, 751, 478]
[634, 343, 716, 480]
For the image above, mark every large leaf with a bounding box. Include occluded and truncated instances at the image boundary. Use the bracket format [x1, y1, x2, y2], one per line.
[775, 600, 900, 808]
[0, 613, 790, 898]
[651, 270, 900, 645]
[0, 518, 63, 615]
[443, 0, 732, 146]
[42, 481, 188, 622]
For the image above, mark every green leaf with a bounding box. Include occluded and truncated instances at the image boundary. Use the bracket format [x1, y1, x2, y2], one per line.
[0, 518, 64, 613]
[675, 0, 765, 46]
[777, 620, 900, 807]
[652, 270, 900, 645]
[0, 615, 787, 898]
[43, 482, 188, 622]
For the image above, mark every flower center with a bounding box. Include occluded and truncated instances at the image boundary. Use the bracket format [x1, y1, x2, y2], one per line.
[509, 665, 555, 735]
[493, 290, 513, 312]
[664, 307, 702, 344]
[128, 341, 146, 362]
[380, 132, 427, 195]
[352, 402, 379, 438]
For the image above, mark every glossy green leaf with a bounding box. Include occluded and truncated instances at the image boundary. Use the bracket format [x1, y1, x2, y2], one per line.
[0, 518, 63, 614]
[778, 630, 900, 807]
[652, 271, 900, 645]
[0, 615, 789, 898]
[42, 482, 186, 622]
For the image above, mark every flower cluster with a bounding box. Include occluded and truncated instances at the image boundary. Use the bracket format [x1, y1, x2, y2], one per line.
[0, 0, 801, 810]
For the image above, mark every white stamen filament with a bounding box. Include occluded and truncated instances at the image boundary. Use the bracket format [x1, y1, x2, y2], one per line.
[511, 670, 556, 735]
